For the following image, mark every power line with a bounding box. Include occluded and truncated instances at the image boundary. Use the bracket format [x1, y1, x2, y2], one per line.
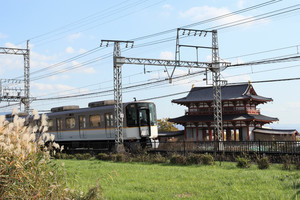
[140, 77, 300, 101]
[131, 0, 282, 41]
[33, 0, 164, 47]
[13, 1, 291, 81]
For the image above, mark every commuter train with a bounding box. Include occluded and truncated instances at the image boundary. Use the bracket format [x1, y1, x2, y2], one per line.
[45, 100, 158, 151]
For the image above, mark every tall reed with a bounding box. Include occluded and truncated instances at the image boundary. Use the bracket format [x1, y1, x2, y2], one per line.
[0, 109, 101, 199]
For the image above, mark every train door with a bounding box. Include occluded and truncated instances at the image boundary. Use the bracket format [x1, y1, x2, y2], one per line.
[138, 107, 151, 138]
[105, 113, 114, 138]
[56, 118, 63, 139]
[78, 115, 86, 138]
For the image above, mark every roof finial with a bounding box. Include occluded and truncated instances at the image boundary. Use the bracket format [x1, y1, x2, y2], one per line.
[248, 80, 252, 85]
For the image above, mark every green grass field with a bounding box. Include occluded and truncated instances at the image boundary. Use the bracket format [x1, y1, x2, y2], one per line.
[55, 159, 300, 200]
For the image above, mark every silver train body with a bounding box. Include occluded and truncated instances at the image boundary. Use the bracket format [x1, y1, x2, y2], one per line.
[46, 100, 158, 150]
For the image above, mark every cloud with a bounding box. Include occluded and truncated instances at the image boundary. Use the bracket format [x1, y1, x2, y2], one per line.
[287, 102, 300, 109]
[179, 6, 268, 28]
[237, 0, 247, 9]
[160, 4, 174, 17]
[32, 82, 89, 97]
[67, 32, 82, 41]
[66, 46, 75, 54]
[163, 4, 173, 10]
[31, 51, 57, 69]
[71, 61, 96, 74]
[48, 75, 70, 81]
[222, 71, 251, 84]
[5, 42, 22, 48]
[0, 32, 7, 39]
[160, 51, 174, 60]
[79, 48, 87, 54]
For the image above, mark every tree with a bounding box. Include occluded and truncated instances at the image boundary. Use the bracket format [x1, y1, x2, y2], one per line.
[157, 118, 179, 132]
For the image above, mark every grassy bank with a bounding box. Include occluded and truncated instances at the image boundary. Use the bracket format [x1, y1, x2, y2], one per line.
[56, 159, 299, 200]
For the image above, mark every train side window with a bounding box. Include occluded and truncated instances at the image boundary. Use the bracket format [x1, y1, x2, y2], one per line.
[105, 113, 114, 127]
[89, 115, 101, 127]
[48, 119, 53, 131]
[79, 116, 86, 128]
[56, 118, 63, 131]
[66, 117, 76, 129]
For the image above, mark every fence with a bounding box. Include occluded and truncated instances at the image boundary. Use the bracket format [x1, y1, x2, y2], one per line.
[151, 140, 300, 155]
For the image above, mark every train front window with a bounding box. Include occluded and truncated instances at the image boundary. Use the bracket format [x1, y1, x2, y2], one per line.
[148, 103, 157, 126]
[126, 104, 138, 127]
[126, 103, 157, 127]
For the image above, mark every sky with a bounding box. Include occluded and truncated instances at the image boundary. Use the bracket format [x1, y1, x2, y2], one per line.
[0, 0, 300, 130]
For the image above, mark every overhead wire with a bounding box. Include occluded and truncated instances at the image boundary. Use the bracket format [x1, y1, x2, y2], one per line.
[17, 0, 293, 82]
[3, 1, 299, 110]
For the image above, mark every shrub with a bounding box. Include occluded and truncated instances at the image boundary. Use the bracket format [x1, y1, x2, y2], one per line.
[295, 159, 300, 170]
[74, 153, 92, 160]
[170, 154, 186, 165]
[96, 153, 111, 161]
[186, 154, 202, 165]
[111, 153, 127, 162]
[282, 154, 292, 170]
[257, 157, 270, 169]
[202, 154, 214, 165]
[236, 156, 250, 168]
[151, 153, 166, 164]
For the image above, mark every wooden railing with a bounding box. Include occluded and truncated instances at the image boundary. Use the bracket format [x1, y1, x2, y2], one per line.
[186, 107, 260, 115]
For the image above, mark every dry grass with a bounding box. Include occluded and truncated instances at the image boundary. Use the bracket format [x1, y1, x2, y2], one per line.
[0, 109, 102, 199]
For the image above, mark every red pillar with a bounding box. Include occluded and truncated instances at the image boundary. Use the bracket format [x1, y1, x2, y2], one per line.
[234, 127, 237, 141]
[202, 128, 206, 141]
[247, 123, 250, 141]
[209, 127, 213, 141]
[226, 128, 231, 141]
[222, 130, 225, 141]
[184, 127, 187, 141]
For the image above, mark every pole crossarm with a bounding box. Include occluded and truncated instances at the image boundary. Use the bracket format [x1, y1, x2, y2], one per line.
[116, 56, 221, 68]
[0, 47, 28, 55]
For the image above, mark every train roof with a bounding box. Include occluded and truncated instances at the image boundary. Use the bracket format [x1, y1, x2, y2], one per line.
[47, 100, 154, 116]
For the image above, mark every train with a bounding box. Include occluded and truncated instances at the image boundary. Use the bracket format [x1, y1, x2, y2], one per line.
[44, 100, 158, 151]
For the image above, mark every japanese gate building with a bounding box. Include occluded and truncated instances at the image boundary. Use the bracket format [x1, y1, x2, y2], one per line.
[169, 83, 280, 141]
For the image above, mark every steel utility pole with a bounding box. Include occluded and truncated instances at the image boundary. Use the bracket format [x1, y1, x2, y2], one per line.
[211, 30, 226, 142]
[0, 40, 30, 113]
[101, 40, 134, 152]
[171, 28, 228, 142]
[103, 30, 229, 152]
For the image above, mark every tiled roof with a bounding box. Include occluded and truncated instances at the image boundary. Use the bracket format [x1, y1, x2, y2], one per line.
[253, 128, 299, 135]
[172, 84, 273, 104]
[169, 114, 278, 124]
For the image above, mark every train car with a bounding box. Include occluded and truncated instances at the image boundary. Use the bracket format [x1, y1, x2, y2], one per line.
[46, 100, 158, 151]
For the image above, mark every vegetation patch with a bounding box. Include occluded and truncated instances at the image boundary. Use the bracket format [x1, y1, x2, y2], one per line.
[257, 156, 270, 169]
[57, 159, 300, 200]
[201, 154, 215, 165]
[236, 156, 251, 168]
